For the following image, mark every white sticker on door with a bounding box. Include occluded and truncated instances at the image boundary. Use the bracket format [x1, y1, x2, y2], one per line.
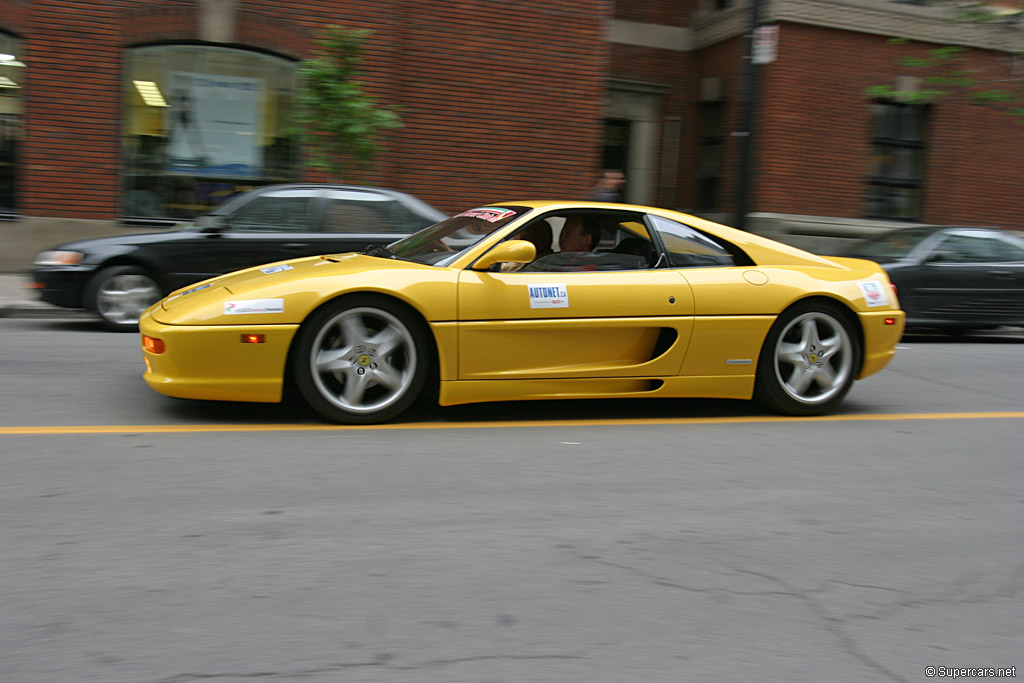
[528, 284, 569, 309]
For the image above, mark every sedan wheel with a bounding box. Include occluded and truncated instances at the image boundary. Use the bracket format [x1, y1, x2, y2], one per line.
[756, 302, 860, 416]
[86, 266, 162, 332]
[294, 297, 430, 424]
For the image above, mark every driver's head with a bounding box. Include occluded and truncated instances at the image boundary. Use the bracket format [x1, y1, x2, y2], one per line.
[559, 216, 601, 252]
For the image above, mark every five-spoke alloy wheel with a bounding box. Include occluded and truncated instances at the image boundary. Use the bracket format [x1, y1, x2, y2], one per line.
[756, 301, 861, 415]
[294, 296, 431, 424]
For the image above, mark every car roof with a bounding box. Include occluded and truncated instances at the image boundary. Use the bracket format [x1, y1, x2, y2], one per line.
[892, 225, 1005, 234]
[244, 183, 415, 197]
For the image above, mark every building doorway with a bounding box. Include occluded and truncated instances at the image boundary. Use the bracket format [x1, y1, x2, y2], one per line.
[605, 84, 665, 206]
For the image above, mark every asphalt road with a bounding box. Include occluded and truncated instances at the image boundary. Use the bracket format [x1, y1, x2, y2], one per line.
[1, 318, 1022, 683]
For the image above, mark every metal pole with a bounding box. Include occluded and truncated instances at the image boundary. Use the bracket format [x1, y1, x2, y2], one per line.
[734, 0, 763, 231]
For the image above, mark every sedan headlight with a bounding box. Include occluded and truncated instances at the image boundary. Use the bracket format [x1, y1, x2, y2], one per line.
[33, 250, 84, 266]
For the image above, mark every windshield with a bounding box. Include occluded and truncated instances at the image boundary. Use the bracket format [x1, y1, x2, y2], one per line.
[385, 206, 531, 265]
[846, 227, 936, 260]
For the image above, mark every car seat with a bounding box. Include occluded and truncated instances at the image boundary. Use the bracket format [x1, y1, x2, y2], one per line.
[612, 237, 656, 267]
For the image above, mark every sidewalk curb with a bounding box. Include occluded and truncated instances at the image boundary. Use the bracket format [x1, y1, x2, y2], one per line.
[0, 303, 94, 320]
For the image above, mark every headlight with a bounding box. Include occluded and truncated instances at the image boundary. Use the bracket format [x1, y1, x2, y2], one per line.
[33, 250, 84, 266]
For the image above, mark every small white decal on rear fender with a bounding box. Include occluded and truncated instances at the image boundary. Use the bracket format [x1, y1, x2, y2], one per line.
[859, 281, 889, 308]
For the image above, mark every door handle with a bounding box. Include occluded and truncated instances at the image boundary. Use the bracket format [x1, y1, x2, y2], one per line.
[281, 243, 310, 250]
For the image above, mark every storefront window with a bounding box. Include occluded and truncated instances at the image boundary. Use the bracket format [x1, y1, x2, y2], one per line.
[123, 45, 299, 221]
[0, 34, 24, 216]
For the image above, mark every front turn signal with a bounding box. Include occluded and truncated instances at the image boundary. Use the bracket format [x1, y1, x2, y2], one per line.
[142, 335, 165, 354]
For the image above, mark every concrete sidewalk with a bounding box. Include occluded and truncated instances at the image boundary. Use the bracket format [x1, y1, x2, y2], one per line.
[0, 272, 89, 319]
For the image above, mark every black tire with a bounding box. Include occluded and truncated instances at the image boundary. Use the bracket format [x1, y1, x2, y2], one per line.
[293, 295, 432, 424]
[84, 266, 162, 332]
[755, 301, 861, 416]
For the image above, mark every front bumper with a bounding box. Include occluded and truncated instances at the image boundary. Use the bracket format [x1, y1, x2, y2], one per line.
[30, 266, 97, 309]
[139, 307, 300, 403]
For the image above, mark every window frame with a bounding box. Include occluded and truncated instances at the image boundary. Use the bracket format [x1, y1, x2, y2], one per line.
[696, 100, 726, 212]
[865, 99, 929, 221]
[0, 32, 24, 217]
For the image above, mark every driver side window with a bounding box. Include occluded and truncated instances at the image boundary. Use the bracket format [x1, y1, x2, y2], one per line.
[522, 212, 657, 272]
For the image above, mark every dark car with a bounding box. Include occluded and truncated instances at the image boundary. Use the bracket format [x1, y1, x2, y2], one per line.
[30, 184, 448, 330]
[843, 225, 1024, 333]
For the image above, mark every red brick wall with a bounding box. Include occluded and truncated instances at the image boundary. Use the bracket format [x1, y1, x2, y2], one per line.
[17, 1, 122, 218]
[614, 0, 695, 26]
[383, 0, 609, 209]
[2, 0, 609, 219]
[759, 22, 1024, 229]
[12, 2, 1022, 228]
[1, 0, 32, 33]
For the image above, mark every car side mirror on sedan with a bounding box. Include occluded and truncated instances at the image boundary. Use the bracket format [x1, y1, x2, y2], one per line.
[923, 250, 954, 264]
[196, 215, 227, 234]
[473, 240, 537, 271]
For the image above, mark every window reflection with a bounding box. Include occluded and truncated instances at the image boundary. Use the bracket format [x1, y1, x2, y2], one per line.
[122, 45, 299, 221]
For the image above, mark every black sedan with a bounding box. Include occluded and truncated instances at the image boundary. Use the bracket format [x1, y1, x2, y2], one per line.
[844, 225, 1024, 332]
[30, 184, 448, 331]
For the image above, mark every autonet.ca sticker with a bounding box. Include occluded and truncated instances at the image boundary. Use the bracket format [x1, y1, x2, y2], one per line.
[858, 281, 889, 308]
[528, 283, 568, 309]
[225, 299, 285, 315]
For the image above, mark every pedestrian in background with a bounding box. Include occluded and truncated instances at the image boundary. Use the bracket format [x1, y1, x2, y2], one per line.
[588, 169, 626, 202]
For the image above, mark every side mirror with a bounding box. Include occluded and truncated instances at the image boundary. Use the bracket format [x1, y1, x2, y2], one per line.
[473, 240, 536, 271]
[924, 250, 952, 264]
[198, 215, 226, 234]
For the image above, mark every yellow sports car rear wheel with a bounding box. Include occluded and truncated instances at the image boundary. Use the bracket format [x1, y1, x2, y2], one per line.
[294, 296, 431, 424]
[755, 301, 861, 416]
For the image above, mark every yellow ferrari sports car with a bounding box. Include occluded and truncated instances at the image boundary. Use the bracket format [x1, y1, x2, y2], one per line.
[139, 201, 905, 424]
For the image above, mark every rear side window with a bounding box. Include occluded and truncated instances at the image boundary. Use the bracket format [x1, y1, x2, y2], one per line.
[934, 231, 1024, 263]
[649, 215, 738, 267]
[228, 193, 314, 233]
[321, 190, 418, 234]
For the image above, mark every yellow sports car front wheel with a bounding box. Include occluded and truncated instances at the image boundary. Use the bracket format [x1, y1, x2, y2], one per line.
[292, 294, 434, 424]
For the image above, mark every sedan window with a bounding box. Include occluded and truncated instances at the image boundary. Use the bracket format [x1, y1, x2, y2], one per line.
[929, 232, 1024, 263]
[321, 190, 420, 234]
[227, 195, 315, 233]
[996, 234, 1024, 261]
[846, 227, 936, 260]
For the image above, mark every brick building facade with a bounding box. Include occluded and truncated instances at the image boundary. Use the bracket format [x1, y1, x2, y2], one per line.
[1, 0, 1022, 269]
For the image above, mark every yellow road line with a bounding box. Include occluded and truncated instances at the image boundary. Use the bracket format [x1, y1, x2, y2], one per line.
[1, 412, 1023, 435]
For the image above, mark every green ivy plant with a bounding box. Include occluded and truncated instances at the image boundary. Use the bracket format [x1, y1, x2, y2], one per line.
[866, 3, 1024, 121]
[295, 25, 402, 181]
